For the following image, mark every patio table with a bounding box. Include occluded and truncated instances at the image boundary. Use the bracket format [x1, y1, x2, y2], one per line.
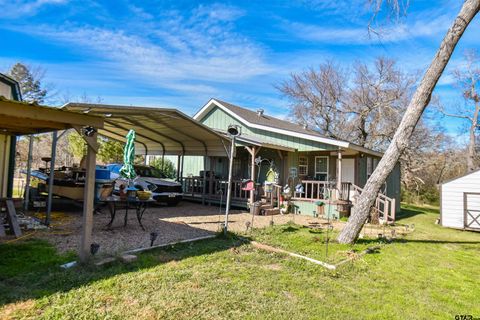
[102, 196, 155, 231]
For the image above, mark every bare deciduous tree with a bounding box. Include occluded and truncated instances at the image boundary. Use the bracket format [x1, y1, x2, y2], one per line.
[278, 61, 349, 140]
[439, 50, 480, 172]
[346, 57, 414, 150]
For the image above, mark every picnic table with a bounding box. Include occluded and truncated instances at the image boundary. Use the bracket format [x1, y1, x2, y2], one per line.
[102, 196, 155, 231]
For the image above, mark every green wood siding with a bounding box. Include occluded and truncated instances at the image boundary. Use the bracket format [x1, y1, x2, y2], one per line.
[181, 105, 401, 213]
[201, 107, 337, 152]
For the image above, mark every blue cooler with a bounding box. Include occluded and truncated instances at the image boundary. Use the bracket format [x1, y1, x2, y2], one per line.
[95, 165, 111, 180]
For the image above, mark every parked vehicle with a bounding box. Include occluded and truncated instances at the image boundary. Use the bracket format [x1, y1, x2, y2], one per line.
[107, 164, 183, 206]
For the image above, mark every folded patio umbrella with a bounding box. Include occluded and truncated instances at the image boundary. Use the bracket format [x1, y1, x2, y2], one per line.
[119, 129, 137, 181]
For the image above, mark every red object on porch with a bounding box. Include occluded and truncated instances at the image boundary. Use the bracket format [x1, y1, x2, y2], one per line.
[241, 180, 255, 191]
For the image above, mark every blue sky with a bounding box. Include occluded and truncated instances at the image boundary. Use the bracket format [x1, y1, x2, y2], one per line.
[0, 0, 479, 137]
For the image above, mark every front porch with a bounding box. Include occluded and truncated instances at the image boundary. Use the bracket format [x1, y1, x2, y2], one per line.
[179, 144, 397, 223]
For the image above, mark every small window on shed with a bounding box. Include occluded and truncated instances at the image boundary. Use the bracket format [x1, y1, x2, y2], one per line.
[298, 156, 308, 176]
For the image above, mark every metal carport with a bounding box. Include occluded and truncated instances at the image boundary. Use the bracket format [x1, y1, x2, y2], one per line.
[62, 103, 230, 157]
[0, 97, 104, 261]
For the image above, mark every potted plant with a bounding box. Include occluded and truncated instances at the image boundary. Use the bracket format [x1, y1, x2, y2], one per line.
[315, 201, 325, 216]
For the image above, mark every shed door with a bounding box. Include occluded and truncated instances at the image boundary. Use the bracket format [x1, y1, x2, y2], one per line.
[464, 193, 480, 230]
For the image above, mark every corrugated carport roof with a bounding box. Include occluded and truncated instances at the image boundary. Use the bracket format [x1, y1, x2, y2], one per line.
[0, 97, 103, 135]
[62, 103, 230, 156]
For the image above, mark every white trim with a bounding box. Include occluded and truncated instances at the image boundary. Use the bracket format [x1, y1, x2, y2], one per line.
[314, 156, 329, 181]
[195, 99, 349, 147]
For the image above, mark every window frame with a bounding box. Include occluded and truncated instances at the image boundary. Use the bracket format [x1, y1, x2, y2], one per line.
[298, 155, 308, 176]
[314, 156, 329, 181]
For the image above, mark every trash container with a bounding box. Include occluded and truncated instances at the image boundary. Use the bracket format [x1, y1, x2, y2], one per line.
[251, 201, 262, 216]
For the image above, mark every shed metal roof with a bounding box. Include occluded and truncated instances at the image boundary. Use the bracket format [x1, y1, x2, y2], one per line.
[63, 103, 230, 156]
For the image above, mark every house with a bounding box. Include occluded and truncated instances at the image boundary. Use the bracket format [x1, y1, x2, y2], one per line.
[441, 170, 480, 231]
[163, 98, 401, 221]
[0, 73, 22, 198]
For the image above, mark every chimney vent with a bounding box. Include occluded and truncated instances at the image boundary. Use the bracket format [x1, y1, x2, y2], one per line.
[257, 109, 264, 117]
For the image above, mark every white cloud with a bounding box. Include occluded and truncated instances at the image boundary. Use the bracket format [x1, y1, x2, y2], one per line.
[285, 13, 452, 45]
[20, 4, 270, 92]
[0, 0, 68, 18]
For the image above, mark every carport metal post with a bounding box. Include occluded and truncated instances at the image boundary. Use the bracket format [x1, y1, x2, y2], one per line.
[79, 131, 98, 262]
[176, 155, 181, 181]
[23, 135, 33, 212]
[45, 131, 58, 225]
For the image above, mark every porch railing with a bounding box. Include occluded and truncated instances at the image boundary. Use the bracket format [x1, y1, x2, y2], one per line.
[290, 180, 395, 223]
[350, 184, 396, 223]
[182, 176, 251, 201]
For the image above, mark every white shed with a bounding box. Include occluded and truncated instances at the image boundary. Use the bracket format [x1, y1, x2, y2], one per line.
[441, 170, 480, 231]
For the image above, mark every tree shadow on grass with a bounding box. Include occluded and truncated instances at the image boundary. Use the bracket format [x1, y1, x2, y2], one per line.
[395, 207, 429, 221]
[396, 239, 480, 245]
[0, 233, 246, 307]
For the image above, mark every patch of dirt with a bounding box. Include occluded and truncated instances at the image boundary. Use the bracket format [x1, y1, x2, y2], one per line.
[0, 299, 36, 320]
[263, 263, 283, 271]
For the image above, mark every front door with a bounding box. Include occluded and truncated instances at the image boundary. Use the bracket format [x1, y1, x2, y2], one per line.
[464, 193, 480, 230]
[337, 158, 355, 183]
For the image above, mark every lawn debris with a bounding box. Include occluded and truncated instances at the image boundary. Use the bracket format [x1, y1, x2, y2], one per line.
[251, 241, 336, 270]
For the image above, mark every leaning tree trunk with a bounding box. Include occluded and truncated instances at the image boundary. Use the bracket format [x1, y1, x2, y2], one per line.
[337, 0, 480, 244]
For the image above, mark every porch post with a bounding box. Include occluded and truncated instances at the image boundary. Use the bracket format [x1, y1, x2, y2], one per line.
[79, 132, 97, 262]
[202, 156, 207, 205]
[337, 150, 342, 195]
[250, 146, 256, 204]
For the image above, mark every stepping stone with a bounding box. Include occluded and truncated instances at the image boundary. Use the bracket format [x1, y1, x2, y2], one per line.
[121, 254, 138, 263]
[95, 257, 117, 266]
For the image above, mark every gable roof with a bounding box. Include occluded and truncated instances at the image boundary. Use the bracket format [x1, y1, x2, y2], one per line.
[0, 73, 22, 101]
[214, 99, 324, 137]
[194, 98, 383, 157]
[441, 168, 480, 186]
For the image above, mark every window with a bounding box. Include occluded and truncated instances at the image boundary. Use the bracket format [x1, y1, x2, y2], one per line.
[298, 156, 308, 176]
[367, 157, 373, 178]
[314, 156, 329, 181]
[233, 158, 242, 177]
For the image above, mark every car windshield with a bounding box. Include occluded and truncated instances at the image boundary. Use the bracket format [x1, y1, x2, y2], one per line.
[135, 166, 165, 178]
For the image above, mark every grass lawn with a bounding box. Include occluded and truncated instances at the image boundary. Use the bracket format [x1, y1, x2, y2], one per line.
[1, 204, 479, 319]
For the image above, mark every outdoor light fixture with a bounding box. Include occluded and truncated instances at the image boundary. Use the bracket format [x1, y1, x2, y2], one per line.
[90, 243, 100, 256]
[150, 232, 158, 247]
[83, 126, 97, 137]
[224, 124, 241, 235]
[227, 124, 240, 137]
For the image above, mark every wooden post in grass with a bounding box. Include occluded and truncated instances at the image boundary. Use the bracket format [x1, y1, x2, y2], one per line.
[79, 130, 98, 262]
